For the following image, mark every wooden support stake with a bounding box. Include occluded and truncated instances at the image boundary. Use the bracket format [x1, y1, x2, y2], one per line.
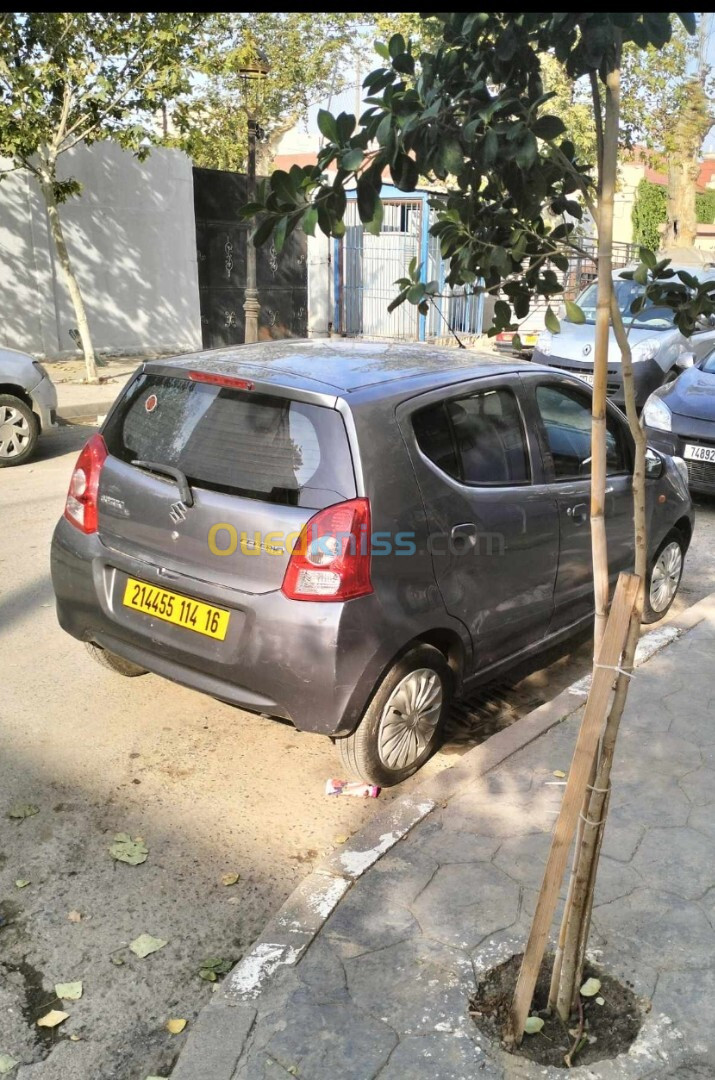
[507, 572, 640, 1045]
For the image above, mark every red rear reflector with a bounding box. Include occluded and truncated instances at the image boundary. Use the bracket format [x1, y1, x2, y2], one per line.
[281, 498, 372, 602]
[495, 332, 513, 342]
[63, 433, 108, 534]
[189, 370, 254, 391]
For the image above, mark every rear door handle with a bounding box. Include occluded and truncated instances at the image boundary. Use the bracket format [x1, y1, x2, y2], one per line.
[566, 502, 589, 525]
[450, 522, 478, 549]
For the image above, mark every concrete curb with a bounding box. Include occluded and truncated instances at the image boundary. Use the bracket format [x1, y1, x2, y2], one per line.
[170, 592, 715, 1079]
[57, 400, 118, 422]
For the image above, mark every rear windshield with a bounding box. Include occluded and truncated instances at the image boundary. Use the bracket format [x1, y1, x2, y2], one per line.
[103, 372, 356, 508]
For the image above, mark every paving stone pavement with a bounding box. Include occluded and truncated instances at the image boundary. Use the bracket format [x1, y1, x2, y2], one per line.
[172, 600, 715, 1080]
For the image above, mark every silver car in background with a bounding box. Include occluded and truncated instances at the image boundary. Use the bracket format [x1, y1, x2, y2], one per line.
[0, 345, 58, 466]
[533, 265, 715, 408]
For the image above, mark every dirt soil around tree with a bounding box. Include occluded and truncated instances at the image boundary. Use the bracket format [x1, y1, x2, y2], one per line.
[470, 952, 644, 1070]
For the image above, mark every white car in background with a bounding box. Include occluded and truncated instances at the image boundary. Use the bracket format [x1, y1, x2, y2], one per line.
[0, 346, 58, 466]
[532, 265, 715, 409]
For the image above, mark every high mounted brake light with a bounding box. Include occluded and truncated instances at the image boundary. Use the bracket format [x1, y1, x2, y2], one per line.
[188, 371, 255, 391]
[281, 498, 372, 602]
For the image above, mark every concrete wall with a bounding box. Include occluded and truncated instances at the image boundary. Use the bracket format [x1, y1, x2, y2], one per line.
[0, 142, 202, 358]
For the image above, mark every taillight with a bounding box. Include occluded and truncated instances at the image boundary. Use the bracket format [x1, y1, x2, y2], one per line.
[281, 498, 372, 602]
[63, 433, 107, 534]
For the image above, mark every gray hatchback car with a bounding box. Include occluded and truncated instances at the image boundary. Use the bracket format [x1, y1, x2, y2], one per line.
[51, 341, 693, 785]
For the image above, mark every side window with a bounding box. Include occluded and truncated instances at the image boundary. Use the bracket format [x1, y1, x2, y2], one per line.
[412, 403, 459, 478]
[535, 384, 628, 480]
[413, 387, 530, 485]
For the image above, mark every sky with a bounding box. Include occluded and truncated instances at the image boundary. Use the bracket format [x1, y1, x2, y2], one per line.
[296, 18, 715, 157]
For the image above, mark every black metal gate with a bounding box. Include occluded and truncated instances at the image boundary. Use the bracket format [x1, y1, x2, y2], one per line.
[193, 168, 308, 350]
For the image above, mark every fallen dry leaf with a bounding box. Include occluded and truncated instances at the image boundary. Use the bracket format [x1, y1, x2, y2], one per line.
[524, 1015, 544, 1034]
[221, 873, 240, 887]
[55, 981, 82, 1001]
[166, 1018, 187, 1034]
[552, 769, 566, 778]
[110, 955, 125, 966]
[67, 910, 82, 923]
[580, 977, 602, 997]
[14, 880, 30, 889]
[8, 804, 39, 820]
[333, 834, 349, 845]
[129, 934, 167, 958]
[0, 1053, 18, 1075]
[37, 1010, 68, 1029]
[69, 1035, 81, 1042]
[109, 833, 148, 866]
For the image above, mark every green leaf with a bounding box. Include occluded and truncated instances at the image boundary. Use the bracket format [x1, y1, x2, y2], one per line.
[270, 171, 296, 206]
[564, 300, 585, 324]
[407, 283, 426, 304]
[580, 977, 602, 997]
[364, 198, 383, 237]
[440, 139, 463, 177]
[302, 206, 318, 237]
[524, 1015, 544, 1034]
[129, 933, 168, 958]
[388, 33, 406, 59]
[639, 246, 657, 270]
[532, 115, 566, 140]
[109, 834, 148, 866]
[677, 12, 697, 35]
[544, 307, 560, 333]
[634, 263, 649, 286]
[374, 40, 390, 60]
[238, 202, 264, 220]
[273, 215, 288, 254]
[391, 153, 418, 192]
[8, 803, 39, 820]
[252, 217, 275, 248]
[15, 879, 30, 889]
[317, 109, 338, 143]
[340, 149, 364, 173]
[0, 1053, 19, 1075]
[387, 292, 407, 313]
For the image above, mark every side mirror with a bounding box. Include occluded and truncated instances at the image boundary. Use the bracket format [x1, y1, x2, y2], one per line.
[645, 446, 664, 479]
[677, 351, 695, 370]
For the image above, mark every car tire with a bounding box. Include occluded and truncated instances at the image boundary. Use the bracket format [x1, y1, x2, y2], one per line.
[85, 642, 148, 677]
[642, 529, 686, 624]
[0, 394, 40, 467]
[337, 644, 452, 787]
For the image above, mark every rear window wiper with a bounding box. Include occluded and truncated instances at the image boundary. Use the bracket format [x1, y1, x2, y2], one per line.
[131, 460, 194, 507]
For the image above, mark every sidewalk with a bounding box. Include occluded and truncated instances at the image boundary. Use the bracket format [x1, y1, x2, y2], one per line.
[172, 593, 715, 1080]
[48, 357, 141, 421]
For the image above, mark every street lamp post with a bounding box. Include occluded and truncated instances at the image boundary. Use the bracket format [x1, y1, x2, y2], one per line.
[239, 49, 270, 345]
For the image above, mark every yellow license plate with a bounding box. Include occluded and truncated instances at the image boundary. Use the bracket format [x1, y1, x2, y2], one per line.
[122, 577, 230, 641]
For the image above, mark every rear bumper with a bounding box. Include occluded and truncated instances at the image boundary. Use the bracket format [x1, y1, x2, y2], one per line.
[50, 517, 411, 737]
[533, 351, 665, 409]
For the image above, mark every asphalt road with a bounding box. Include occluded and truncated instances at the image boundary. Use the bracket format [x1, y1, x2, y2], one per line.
[1, 424, 714, 1079]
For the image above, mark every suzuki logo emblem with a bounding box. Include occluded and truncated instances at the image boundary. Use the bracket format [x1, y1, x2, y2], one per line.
[169, 500, 188, 523]
[582, 344, 592, 356]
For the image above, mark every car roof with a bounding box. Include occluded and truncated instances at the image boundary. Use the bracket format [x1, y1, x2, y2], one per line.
[147, 338, 538, 399]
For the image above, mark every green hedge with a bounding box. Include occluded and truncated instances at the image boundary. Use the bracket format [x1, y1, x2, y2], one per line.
[631, 177, 715, 249]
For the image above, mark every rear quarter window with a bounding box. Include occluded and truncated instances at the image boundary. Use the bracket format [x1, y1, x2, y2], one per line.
[103, 373, 356, 509]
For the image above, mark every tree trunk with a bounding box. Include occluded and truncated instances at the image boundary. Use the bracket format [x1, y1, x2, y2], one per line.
[40, 171, 99, 383]
[663, 77, 711, 250]
[664, 153, 699, 248]
[555, 54, 621, 1023]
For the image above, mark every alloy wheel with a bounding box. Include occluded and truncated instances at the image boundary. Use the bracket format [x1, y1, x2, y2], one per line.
[377, 667, 443, 770]
[649, 541, 683, 614]
[0, 405, 31, 459]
